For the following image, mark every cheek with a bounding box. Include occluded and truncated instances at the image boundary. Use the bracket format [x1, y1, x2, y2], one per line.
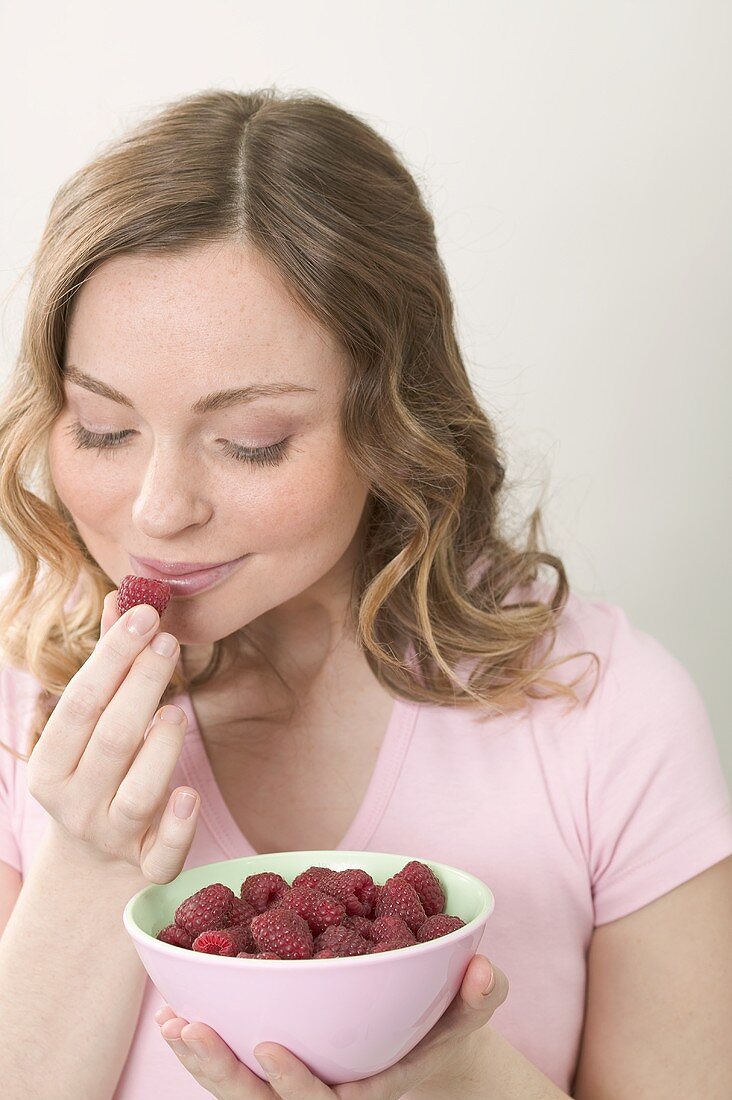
[255, 451, 368, 547]
[47, 418, 125, 521]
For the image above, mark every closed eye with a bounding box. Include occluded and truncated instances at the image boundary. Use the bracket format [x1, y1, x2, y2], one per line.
[64, 422, 291, 468]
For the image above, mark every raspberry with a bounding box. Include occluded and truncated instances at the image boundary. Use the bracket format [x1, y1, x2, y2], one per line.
[174, 883, 236, 937]
[292, 866, 331, 889]
[162, 860, 468, 962]
[396, 861, 446, 917]
[193, 921, 254, 956]
[416, 914, 466, 942]
[226, 896, 257, 926]
[156, 923, 194, 949]
[330, 931, 370, 958]
[313, 924, 351, 951]
[313, 925, 370, 957]
[275, 885, 346, 935]
[374, 876, 426, 934]
[370, 936, 415, 953]
[250, 909, 314, 959]
[342, 914, 374, 940]
[240, 871, 289, 913]
[116, 575, 171, 618]
[370, 914, 416, 945]
[319, 868, 377, 917]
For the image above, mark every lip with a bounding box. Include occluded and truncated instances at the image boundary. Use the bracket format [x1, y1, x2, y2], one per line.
[129, 554, 248, 597]
[131, 555, 234, 576]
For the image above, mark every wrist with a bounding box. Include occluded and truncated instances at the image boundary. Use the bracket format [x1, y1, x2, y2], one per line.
[44, 819, 148, 886]
[411, 1026, 496, 1100]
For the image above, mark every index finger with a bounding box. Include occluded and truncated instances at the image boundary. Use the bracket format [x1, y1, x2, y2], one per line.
[102, 590, 175, 743]
[30, 598, 163, 785]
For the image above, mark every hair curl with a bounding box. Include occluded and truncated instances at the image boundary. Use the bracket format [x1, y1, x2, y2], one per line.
[0, 86, 598, 763]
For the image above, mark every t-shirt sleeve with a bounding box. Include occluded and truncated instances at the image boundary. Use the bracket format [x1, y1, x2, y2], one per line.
[0, 775, 22, 872]
[0, 669, 23, 874]
[586, 605, 732, 926]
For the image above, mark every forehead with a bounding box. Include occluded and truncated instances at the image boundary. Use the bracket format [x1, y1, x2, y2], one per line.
[66, 239, 339, 375]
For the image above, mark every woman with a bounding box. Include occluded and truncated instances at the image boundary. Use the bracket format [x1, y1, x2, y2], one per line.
[0, 87, 729, 1099]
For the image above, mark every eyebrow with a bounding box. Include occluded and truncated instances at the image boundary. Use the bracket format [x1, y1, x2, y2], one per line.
[63, 365, 316, 414]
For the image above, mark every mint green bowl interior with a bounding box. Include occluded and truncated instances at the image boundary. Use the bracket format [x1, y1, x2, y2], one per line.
[126, 849, 494, 955]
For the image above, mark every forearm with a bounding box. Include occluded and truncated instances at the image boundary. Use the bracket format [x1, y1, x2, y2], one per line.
[415, 1026, 571, 1100]
[0, 822, 150, 1100]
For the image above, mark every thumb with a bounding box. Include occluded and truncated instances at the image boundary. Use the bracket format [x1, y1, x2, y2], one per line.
[462, 956, 510, 1016]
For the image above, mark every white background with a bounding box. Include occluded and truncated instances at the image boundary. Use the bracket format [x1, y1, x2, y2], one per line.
[1, 1, 730, 788]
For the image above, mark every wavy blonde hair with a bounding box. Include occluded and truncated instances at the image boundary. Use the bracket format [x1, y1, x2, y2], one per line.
[0, 86, 598, 764]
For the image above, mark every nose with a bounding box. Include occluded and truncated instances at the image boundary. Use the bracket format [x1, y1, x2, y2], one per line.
[130, 440, 212, 535]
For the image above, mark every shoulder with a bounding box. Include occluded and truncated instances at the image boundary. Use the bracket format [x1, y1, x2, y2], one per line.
[0, 567, 46, 758]
[518, 576, 695, 716]
[537, 583, 727, 833]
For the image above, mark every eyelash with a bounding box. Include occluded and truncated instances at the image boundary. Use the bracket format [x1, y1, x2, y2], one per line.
[65, 422, 291, 467]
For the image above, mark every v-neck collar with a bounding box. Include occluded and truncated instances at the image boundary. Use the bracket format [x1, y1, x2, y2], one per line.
[174, 686, 421, 858]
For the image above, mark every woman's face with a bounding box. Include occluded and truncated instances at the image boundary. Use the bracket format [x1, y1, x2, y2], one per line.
[47, 239, 371, 666]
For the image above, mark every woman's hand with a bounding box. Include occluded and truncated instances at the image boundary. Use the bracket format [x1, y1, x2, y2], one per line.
[26, 589, 199, 884]
[155, 953, 508, 1098]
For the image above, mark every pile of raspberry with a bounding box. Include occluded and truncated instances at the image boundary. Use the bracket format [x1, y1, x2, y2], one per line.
[156, 861, 466, 959]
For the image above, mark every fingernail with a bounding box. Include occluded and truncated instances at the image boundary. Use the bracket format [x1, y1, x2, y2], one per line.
[256, 1053, 280, 1078]
[128, 604, 158, 634]
[174, 791, 197, 819]
[158, 704, 185, 725]
[151, 632, 178, 657]
[481, 962, 495, 996]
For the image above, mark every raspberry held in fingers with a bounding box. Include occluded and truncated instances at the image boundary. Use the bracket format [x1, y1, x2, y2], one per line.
[116, 575, 172, 617]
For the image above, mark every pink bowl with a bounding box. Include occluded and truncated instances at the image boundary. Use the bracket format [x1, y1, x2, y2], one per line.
[122, 849, 494, 1085]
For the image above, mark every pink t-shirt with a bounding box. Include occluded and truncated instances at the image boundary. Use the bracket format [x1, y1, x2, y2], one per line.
[1, 566, 731, 1098]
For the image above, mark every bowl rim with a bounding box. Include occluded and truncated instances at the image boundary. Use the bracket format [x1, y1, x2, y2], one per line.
[123, 849, 495, 966]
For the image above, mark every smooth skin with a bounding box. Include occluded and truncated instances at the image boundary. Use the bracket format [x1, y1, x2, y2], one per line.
[48, 240, 374, 687]
[26, 592, 196, 882]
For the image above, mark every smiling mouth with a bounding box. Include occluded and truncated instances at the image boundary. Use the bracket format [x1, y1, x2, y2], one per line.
[130, 554, 244, 578]
[148, 562, 228, 575]
[128, 554, 250, 597]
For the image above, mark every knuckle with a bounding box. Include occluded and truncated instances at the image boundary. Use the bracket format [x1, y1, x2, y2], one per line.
[147, 727, 185, 755]
[140, 827, 186, 885]
[111, 787, 152, 826]
[143, 865, 174, 885]
[93, 718, 135, 759]
[142, 850, 181, 885]
[133, 657, 167, 686]
[65, 681, 103, 723]
[104, 632, 135, 663]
